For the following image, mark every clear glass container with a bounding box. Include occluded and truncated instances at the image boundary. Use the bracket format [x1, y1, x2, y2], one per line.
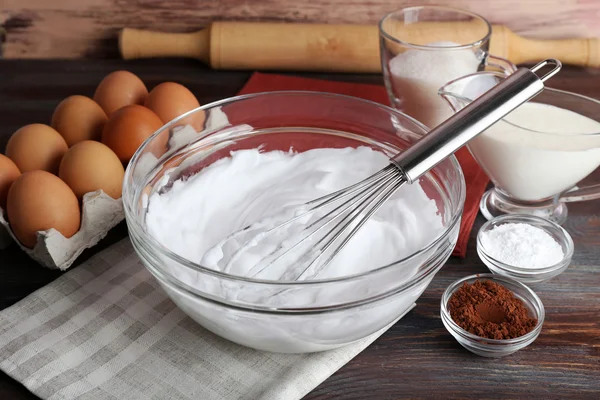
[441, 273, 544, 357]
[477, 214, 574, 284]
[379, 5, 514, 129]
[441, 73, 600, 224]
[123, 91, 466, 353]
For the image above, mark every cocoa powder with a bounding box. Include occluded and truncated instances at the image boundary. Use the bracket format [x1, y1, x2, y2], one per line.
[448, 279, 537, 340]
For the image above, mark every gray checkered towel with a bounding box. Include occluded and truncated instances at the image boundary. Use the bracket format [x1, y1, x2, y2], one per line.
[0, 239, 413, 400]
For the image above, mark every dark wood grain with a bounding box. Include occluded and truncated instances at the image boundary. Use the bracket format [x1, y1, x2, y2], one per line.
[2, 0, 600, 59]
[0, 60, 599, 399]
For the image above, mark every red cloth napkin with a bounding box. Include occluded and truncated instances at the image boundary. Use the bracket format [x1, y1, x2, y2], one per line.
[237, 72, 489, 257]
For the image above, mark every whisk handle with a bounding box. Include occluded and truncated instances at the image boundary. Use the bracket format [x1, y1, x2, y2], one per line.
[391, 59, 561, 184]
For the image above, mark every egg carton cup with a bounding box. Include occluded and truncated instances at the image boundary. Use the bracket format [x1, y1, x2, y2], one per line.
[0, 190, 124, 270]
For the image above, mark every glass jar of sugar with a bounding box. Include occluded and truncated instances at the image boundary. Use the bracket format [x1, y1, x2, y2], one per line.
[379, 5, 515, 129]
[477, 214, 574, 284]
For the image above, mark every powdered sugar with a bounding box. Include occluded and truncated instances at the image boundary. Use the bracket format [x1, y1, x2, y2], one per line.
[480, 223, 564, 269]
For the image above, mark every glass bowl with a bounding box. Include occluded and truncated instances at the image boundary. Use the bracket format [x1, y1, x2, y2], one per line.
[123, 91, 466, 353]
[477, 214, 574, 284]
[441, 273, 544, 357]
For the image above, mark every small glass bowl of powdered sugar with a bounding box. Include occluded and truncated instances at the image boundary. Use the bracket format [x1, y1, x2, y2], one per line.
[477, 214, 574, 284]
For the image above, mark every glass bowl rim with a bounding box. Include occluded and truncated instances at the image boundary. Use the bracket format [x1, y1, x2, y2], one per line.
[440, 273, 545, 345]
[123, 90, 466, 286]
[476, 214, 574, 275]
[378, 5, 492, 51]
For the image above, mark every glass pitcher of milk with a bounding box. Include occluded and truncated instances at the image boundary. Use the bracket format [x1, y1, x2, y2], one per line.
[439, 71, 600, 224]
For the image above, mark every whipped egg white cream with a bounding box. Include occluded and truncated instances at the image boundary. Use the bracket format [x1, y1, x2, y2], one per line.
[146, 146, 444, 280]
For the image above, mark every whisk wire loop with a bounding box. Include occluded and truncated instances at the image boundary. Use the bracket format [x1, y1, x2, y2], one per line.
[246, 165, 403, 279]
[287, 171, 406, 281]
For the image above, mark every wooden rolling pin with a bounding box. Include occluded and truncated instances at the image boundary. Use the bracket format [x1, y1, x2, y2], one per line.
[119, 21, 600, 72]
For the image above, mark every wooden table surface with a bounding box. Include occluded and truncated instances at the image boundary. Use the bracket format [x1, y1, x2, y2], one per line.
[0, 60, 599, 399]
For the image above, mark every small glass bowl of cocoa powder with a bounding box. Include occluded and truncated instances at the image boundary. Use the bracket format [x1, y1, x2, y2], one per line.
[440, 273, 544, 357]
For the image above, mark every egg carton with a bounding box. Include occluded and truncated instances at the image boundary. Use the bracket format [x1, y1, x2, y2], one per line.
[0, 190, 124, 270]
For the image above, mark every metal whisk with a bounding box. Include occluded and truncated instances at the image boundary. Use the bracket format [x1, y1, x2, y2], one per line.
[214, 59, 561, 281]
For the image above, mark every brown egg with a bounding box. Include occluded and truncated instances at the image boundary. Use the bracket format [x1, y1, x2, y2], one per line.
[0, 154, 21, 209]
[101, 105, 164, 164]
[7, 170, 80, 248]
[93, 70, 148, 115]
[144, 82, 203, 125]
[51, 95, 108, 146]
[6, 124, 68, 174]
[59, 141, 125, 200]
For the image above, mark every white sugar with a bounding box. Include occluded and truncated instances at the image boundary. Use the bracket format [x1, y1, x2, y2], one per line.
[388, 41, 481, 128]
[480, 223, 564, 269]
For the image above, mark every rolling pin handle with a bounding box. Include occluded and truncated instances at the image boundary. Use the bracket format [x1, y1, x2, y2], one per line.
[118, 27, 211, 64]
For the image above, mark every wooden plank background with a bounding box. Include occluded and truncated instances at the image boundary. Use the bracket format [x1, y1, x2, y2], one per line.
[1, 0, 600, 59]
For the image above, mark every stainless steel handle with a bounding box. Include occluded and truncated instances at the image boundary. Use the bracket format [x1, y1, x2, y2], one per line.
[391, 59, 562, 184]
